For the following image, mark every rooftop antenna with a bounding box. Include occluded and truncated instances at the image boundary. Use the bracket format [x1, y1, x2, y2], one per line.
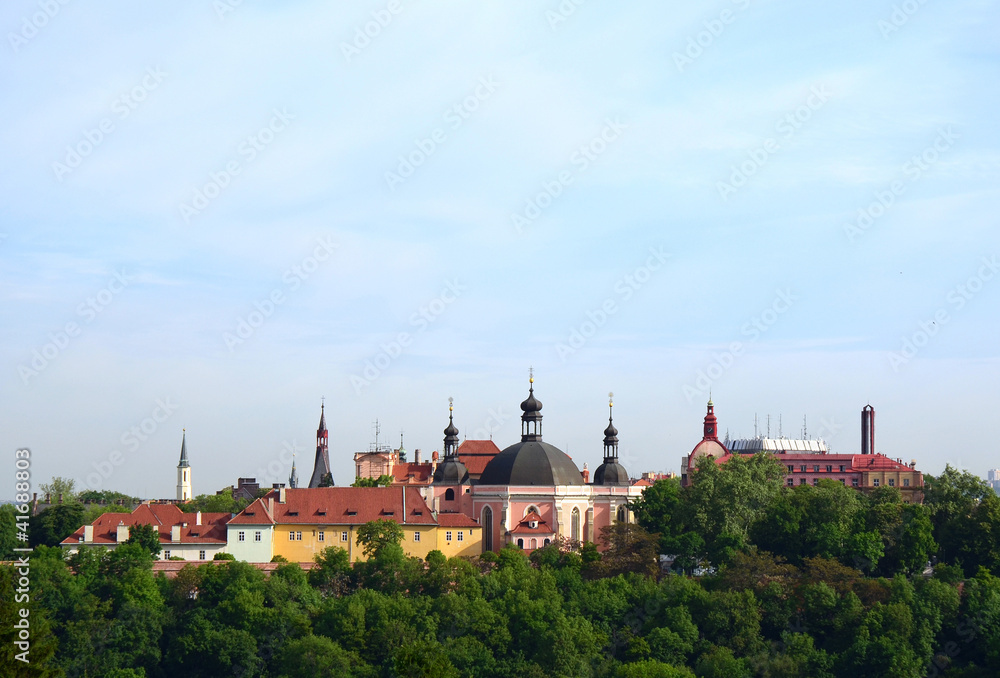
[802, 415, 808, 439]
[767, 414, 771, 438]
[371, 419, 381, 451]
[754, 413, 758, 438]
[779, 414, 783, 438]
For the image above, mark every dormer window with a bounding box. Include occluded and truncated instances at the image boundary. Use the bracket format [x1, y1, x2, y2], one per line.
[347, 509, 357, 516]
[288, 511, 299, 516]
[529, 520, 538, 529]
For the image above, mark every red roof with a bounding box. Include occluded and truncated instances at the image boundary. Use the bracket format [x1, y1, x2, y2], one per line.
[227, 497, 275, 525]
[151, 560, 317, 579]
[61, 504, 230, 545]
[456, 440, 501, 475]
[391, 462, 433, 484]
[510, 511, 553, 534]
[436, 512, 480, 528]
[248, 487, 437, 526]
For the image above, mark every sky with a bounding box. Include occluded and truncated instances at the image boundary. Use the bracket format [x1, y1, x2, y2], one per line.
[2, 1, 998, 500]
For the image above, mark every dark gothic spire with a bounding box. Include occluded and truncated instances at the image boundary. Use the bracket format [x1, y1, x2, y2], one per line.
[309, 400, 333, 488]
[289, 455, 298, 489]
[178, 429, 189, 468]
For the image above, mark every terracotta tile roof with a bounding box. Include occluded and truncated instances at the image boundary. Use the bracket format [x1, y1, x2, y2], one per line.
[456, 440, 501, 475]
[510, 511, 553, 534]
[391, 462, 433, 484]
[61, 504, 230, 545]
[436, 512, 480, 528]
[227, 498, 275, 525]
[711, 452, 921, 478]
[254, 487, 437, 526]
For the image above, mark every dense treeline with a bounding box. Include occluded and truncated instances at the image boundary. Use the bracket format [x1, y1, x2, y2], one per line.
[1, 458, 998, 677]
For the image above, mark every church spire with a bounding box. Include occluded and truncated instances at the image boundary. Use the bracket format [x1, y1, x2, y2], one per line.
[176, 429, 192, 501]
[603, 392, 619, 462]
[520, 369, 543, 442]
[309, 400, 333, 487]
[443, 397, 460, 457]
[289, 454, 298, 489]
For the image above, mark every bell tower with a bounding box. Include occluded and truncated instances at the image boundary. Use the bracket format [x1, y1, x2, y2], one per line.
[176, 429, 192, 501]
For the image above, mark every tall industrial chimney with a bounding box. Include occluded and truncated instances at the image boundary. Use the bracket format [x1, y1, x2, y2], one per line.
[861, 405, 875, 455]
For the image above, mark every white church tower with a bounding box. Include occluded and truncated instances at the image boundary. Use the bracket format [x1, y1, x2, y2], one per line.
[177, 429, 192, 501]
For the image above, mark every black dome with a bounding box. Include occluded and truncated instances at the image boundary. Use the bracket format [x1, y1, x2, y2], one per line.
[478, 440, 583, 486]
[433, 457, 469, 484]
[593, 461, 630, 486]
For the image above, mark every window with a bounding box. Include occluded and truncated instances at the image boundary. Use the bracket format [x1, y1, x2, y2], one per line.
[787, 465, 794, 473]
[826, 465, 833, 473]
[888, 478, 895, 487]
[296, 531, 302, 541]
[482, 506, 494, 553]
[852, 478, 859, 487]
[446, 531, 452, 542]
[289, 532, 295, 540]
[318, 531, 325, 542]
[839, 465, 846, 472]
[799, 478, 807, 485]
[616, 505, 627, 523]
[254, 531, 261, 542]
[812, 479, 819, 486]
[813, 465, 820, 473]
[238, 531, 245, 542]
[800, 465, 807, 472]
[445, 488, 455, 501]
[516, 538, 523, 549]
[840, 479, 846, 485]
[529, 538, 536, 549]
[457, 531, 464, 542]
[903, 478, 910, 487]
[164, 550, 171, 559]
[199, 550, 206, 560]
[873, 479, 880, 487]
[413, 531, 420, 542]
[787, 477, 794, 486]
[544, 538, 550, 546]
[571, 507, 581, 542]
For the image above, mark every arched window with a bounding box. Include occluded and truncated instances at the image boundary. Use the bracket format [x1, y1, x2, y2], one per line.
[571, 507, 581, 542]
[482, 506, 493, 552]
[526, 505, 539, 516]
[530, 538, 537, 549]
[445, 488, 455, 501]
[544, 538, 550, 546]
[517, 538, 524, 549]
[616, 505, 627, 523]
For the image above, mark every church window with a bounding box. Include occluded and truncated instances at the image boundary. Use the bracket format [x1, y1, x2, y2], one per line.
[530, 538, 536, 549]
[571, 507, 581, 542]
[544, 538, 550, 546]
[517, 538, 524, 548]
[482, 507, 494, 552]
[616, 505, 627, 523]
[445, 489, 455, 501]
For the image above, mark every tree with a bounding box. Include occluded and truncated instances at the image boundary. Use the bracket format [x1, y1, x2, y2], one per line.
[39, 476, 78, 502]
[183, 489, 250, 514]
[592, 522, 660, 578]
[30, 503, 85, 547]
[355, 519, 404, 558]
[319, 473, 335, 488]
[277, 634, 372, 677]
[124, 523, 162, 556]
[352, 475, 394, 487]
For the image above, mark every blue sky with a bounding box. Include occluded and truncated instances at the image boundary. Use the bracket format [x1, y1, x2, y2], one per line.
[2, 1, 998, 499]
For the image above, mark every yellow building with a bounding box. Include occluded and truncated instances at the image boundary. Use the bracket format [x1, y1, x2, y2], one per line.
[243, 486, 481, 563]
